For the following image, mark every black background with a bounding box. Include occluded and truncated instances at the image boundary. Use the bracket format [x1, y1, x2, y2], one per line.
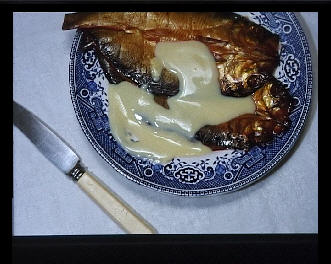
[6, 1, 321, 263]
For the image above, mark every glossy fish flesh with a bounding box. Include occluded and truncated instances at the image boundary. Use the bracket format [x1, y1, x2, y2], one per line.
[63, 12, 293, 150]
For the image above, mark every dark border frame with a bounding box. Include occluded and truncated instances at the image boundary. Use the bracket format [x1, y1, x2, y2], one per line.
[9, 1, 321, 263]
[12, 234, 318, 263]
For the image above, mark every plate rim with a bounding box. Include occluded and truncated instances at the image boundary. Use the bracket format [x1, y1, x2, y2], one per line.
[69, 12, 313, 196]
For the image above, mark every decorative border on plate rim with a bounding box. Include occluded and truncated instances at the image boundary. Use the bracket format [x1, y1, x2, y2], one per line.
[69, 12, 313, 196]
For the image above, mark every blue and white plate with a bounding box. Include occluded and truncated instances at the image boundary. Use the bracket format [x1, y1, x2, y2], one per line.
[69, 12, 312, 196]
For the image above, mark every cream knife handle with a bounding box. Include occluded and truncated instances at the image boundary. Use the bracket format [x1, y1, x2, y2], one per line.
[76, 171, 157, 234]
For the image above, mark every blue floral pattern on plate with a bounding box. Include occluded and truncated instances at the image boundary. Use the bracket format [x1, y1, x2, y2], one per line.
[69, 12, 312, 196]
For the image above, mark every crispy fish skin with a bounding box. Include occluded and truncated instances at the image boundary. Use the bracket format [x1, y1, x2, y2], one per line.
[253, 76, 293, 127]
[80, 28, 179, 98]
[62, 12, 278, 56]
[195, 114, 277, 151]
[63, 12, 280, 98]
[195, 77, 293, 150]
[63, 12, 293, 150]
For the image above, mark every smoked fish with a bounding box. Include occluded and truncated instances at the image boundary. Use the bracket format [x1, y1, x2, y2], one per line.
[63, 12, 293, 150]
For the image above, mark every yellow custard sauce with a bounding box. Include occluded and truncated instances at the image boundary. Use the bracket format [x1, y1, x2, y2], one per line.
[108, 41, 255, 163]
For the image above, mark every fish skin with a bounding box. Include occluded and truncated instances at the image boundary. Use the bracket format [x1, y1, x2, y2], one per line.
[80, 28, 180, 98]
[62, 12, 278, 56]
[63, 12, 280, 98]
[64, 12, 293, 150]
[195, 113, 277, 151]
[63, 12, 279, 59]
[195, 76, 293, 150]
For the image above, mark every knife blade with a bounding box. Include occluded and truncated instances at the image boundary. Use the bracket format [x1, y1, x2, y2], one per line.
[13, 101, 157, 234]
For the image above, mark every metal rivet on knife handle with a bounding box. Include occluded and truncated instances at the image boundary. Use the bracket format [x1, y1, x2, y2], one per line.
[68, 162, 85, 181]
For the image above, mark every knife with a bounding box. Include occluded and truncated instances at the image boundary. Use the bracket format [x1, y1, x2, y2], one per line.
[13, 101, 157, 234]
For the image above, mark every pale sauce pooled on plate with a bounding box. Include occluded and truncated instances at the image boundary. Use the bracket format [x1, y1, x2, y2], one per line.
[108, 41, 255, 163]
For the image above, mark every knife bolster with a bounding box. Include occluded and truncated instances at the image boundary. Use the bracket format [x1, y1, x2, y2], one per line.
[68, 162, 85, 181]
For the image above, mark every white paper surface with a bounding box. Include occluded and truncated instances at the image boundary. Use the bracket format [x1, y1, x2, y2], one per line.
[13, 12, 318, 235]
